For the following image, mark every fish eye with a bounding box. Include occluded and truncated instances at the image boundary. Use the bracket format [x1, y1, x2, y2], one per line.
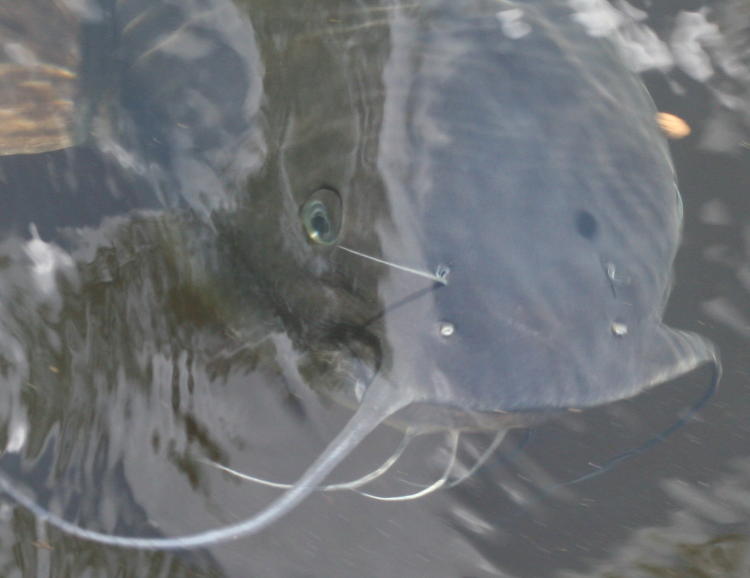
[304, 201, 332, 241]
[300, 188, 342, 245]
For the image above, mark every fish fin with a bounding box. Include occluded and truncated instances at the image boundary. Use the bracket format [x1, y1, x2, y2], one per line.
[636, 325, 720, 396]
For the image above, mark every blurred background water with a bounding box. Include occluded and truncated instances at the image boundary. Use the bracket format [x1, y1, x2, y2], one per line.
[0, 0, 747, 576]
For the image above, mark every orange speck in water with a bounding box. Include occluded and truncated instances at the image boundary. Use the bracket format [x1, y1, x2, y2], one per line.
[656, 112, 691, 139]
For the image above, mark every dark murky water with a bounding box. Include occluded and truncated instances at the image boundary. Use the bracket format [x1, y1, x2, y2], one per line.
[0, 0, 748, 576]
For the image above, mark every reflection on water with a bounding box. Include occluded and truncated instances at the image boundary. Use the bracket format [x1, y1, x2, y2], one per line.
[0, 213, 259, 576]
[0, 0, 746, 576]
[561, 458, 750, 577]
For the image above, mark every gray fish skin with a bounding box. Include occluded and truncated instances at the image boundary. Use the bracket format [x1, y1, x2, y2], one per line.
[228, 0, 717, 420]
[372, 0, 716, 412]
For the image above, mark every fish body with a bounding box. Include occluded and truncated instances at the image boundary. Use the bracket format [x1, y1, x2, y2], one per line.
[0, 0, 719, 550]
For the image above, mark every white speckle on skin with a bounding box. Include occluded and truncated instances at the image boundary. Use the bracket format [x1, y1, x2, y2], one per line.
[24, 224, 73, 295]
[606, 262, 617, 282]
[496, 8, 531, 39]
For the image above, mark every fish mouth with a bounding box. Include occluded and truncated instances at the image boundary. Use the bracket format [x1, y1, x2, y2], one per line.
[296, 324, 383, 408]
[0, 63, 78, 155]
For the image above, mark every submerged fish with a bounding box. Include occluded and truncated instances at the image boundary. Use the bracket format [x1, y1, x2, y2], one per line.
[0, 0, 262, 227]
[0, 1, 82, 155]
[0, 0, 719, 550]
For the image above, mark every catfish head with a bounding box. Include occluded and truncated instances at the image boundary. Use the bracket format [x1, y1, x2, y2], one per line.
[225, 0, 717, 426]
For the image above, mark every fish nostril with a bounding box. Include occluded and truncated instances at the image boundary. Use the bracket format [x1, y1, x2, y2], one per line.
[611, 322, 628, 337]
[576, 210, 598, 240]
[435, 264, 450, 285]
[439, 322, 455, 337]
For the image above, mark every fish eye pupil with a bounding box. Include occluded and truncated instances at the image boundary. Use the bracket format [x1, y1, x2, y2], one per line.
[300, 189, 343, 245]
[311, 211, 330, 237]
